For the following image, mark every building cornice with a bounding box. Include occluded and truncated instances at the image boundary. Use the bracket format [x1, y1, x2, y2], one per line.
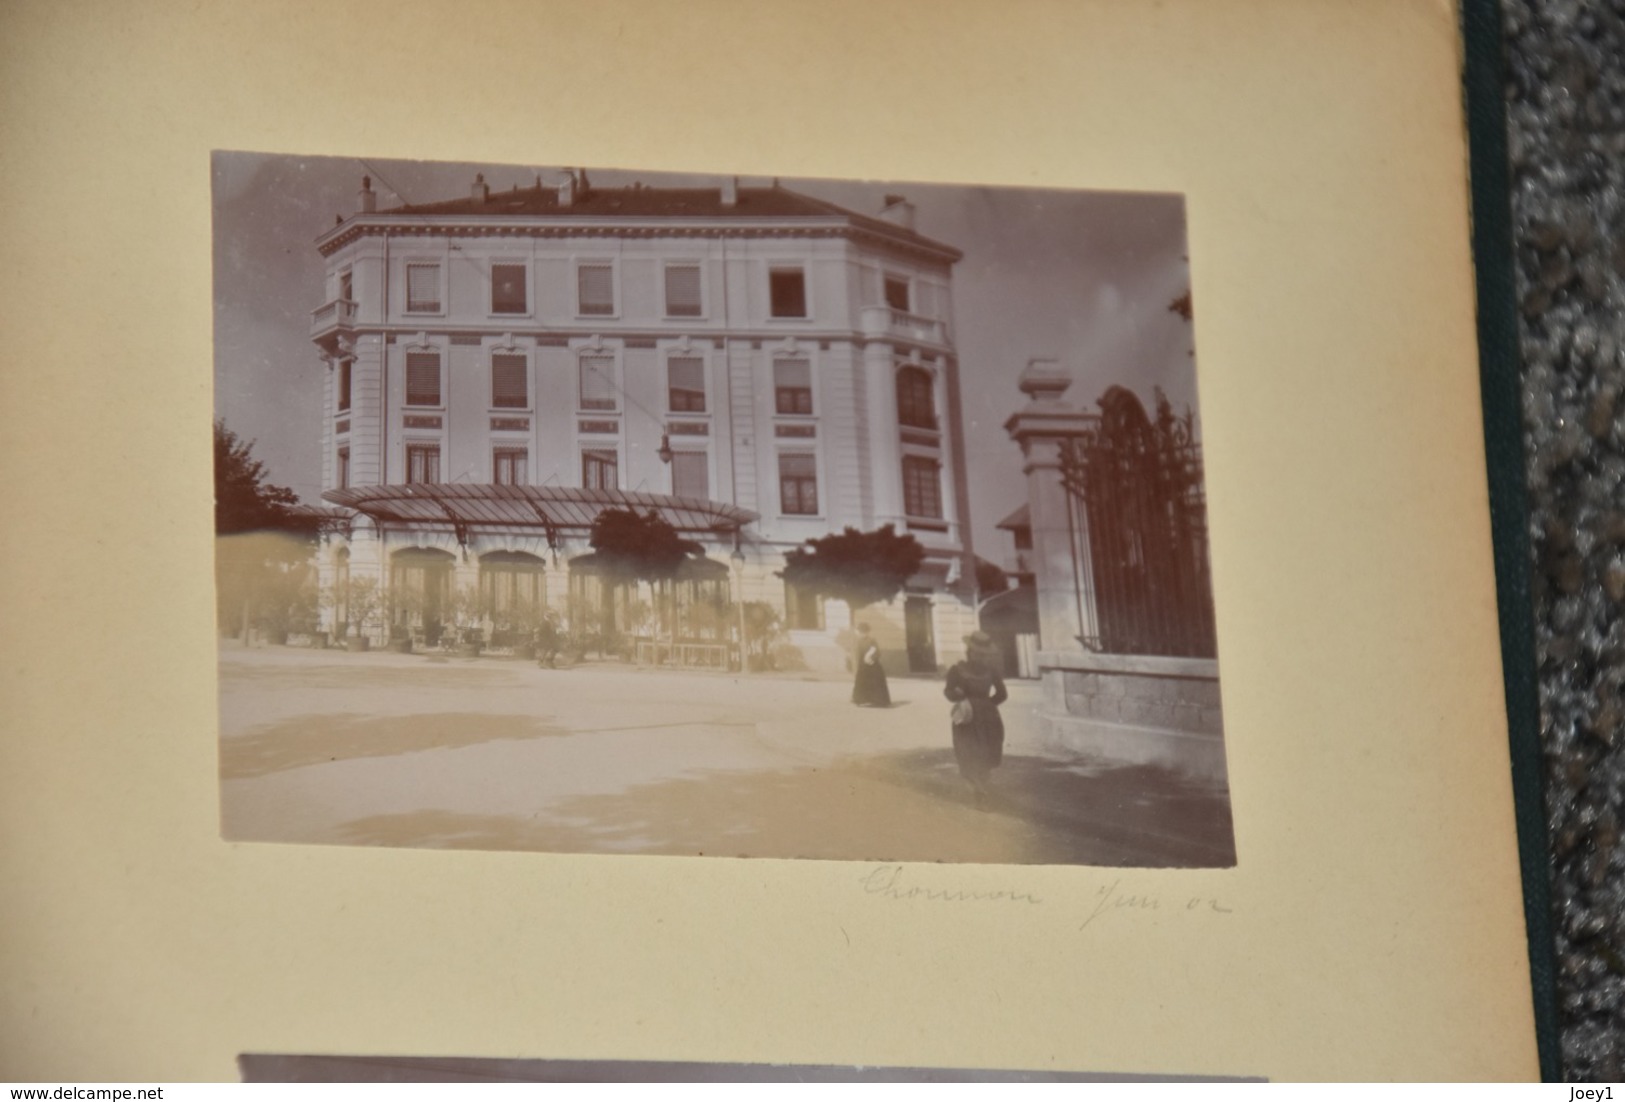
[315, 215, 962, 266]
[314, 324, 955, 359]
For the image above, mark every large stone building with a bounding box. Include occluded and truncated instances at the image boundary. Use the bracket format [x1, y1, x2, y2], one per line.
[308, 169, 978, 671]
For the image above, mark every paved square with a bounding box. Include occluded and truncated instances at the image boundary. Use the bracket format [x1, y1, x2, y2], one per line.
[220, 646, 1235, 867]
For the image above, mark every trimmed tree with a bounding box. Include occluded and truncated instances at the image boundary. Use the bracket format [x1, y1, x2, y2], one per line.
[588, 509, 706, 646]
[777, 524, 926, 612]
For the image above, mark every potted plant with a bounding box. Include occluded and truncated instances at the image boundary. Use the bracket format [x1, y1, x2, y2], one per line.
[504, 602, 550, 661]
[386, 584, 423, 654]
[340, 576, 382, 653]
[446, 582, 485, 658]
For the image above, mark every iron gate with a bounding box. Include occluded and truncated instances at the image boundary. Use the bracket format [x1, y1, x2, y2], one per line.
[1059, 386, 1217, 658]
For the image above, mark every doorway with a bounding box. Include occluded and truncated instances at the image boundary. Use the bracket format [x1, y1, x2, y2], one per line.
[904, 595, 936, 673]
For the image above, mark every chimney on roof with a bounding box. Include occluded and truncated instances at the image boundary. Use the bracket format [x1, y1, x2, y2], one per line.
[720, 176, 739, 207]
[877, 195, 916, 232]
[879, 194, 916, 232]
[557, 169, 575, 208]
[472, 172, 489, 206]
[358, 175, 376, 214]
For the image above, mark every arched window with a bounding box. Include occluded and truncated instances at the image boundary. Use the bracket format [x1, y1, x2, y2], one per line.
[391, 547, 455, 641]
[478, 551, 547, 629]
[896, 366, 935, 430]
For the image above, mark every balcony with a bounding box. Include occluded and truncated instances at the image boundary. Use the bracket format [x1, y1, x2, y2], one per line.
[859, 305, 947, 346]
[310, 298, 357, 354]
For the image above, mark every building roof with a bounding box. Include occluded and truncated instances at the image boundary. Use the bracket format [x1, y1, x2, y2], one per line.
[322, 483, 759, 536]
[318, 177, 962, 263]
[995, 504, 1031, 532]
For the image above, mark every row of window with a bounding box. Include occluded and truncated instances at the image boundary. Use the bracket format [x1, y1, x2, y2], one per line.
[340, 550, 825, 634]
[392, 260, 819, 320]
[336, 355, 937, 427]
[336, 444, 945, 520]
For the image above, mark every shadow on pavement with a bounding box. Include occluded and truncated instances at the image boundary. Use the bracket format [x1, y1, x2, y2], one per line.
[859, 749, 1236, 868]
[327, 747, 1233, 868]
[220, 712, 569, 781]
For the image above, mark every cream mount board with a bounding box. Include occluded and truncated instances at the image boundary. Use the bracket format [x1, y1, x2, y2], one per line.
[0, 0, 1538, 1082]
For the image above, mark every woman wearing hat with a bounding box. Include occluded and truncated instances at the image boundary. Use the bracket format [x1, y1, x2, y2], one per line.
[944, 631, 1008, 805]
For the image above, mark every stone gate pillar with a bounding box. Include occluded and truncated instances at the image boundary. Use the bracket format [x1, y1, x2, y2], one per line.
[1003, 359, 1098, 652]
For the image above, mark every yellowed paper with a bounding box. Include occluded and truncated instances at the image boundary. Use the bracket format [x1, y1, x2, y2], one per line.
[0, 0, 1537, 1081]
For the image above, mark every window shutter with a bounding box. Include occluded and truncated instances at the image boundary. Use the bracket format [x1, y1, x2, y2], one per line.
[671, 451, 709, 499]
[494, 448, 528, 485]
[406, 352, 441, 406]
[897, 366, 935, 429]
[779, 452, 818, 514]
[582, 448, 618, 490]
[859, 266, 880, 306]
[579, 354, 617, 410]
[578, 264, 614, 315]
[665, 265, 702, 316]
[774, 358, 810, 390]
[903, 456, 942, 518]
[667, 357, 706, 412]
[884, 275, 911, 312]
[779, 452, 816, 479]
[406, 263, 440, 312]
[774, 358, 812, 415]
[915, 281, 939, 319]
[491, 353, 528, 408]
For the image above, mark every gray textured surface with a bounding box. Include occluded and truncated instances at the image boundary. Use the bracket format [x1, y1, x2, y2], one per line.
[1503, 0, 1625, 1081]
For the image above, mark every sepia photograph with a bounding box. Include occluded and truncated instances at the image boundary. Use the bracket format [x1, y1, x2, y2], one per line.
[214, 150, 1232, 868]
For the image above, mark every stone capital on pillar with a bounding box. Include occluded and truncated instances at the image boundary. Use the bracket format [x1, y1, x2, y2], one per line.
[1002, 359, 1100, 653]
[1003, 358, 1097, 467]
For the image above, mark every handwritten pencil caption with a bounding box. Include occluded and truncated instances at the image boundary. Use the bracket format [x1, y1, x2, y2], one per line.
[857, 866, 1232, 930]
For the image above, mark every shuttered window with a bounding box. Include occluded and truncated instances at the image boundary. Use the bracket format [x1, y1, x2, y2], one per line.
[577, 264, 615, 315]
[491, 353, 528, 409]
[896, 366, 935, 429]
[579, 354, 617, 411]
[902, 455, 942, 518]
[778, 452, 818, 515]
[491, 264, 527, 314]
[667, 357, 706, 412]
[337, 360, 352, 413]
[774, 358, 812, 415]
[405, 352, 441, 407]
[665, 264, 703, 317]
[671, 451, 708, 499]
[406, 263, 441, 312]
[493, 448, 528, 486]
[582, 449, 618, 490]
[406, 444, 441, 484]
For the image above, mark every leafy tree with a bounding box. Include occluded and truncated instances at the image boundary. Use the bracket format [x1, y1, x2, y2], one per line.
[587, 509, 707, 645]
[778, 524, 925, 612]
[588, 509, 705, 581]
[214, 420, 319, 538]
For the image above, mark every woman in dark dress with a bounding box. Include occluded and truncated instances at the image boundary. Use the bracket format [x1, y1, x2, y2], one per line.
[851, 622, 891, 707]
[944, 631, 1008, 804]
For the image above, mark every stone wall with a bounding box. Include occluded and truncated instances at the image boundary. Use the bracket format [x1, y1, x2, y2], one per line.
[1035, 651, 1228, 782]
